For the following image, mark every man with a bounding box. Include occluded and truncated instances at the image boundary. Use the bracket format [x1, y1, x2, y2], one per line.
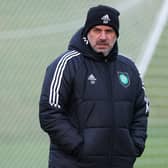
[39, 5, 149, 168]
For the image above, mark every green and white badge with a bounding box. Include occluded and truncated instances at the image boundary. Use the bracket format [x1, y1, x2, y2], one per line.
[118, 72, 130, 88]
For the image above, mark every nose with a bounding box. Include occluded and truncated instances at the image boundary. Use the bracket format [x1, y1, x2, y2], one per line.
[99, 31, 107, 40]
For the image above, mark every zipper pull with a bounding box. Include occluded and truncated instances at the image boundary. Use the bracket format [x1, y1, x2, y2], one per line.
[105, 58, 108, 63]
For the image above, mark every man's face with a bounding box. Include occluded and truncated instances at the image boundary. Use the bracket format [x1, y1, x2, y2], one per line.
[87, 25, 117, 56]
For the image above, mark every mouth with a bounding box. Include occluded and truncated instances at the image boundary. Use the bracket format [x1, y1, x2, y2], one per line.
[96, 42, 108, 45]
[96, 43, 109, 49]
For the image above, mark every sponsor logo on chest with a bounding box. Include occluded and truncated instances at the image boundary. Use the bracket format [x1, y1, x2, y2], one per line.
[88, 73, 97, 85]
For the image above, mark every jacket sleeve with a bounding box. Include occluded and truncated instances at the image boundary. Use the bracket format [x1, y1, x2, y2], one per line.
[131, 70, 149, 157]
[39, 55, 83, 154]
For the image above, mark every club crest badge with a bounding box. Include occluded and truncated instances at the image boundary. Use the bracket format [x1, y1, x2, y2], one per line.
[118, 72, 130, 88]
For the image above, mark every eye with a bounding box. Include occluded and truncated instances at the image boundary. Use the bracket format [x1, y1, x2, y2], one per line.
[106, 29, 115, 34]
[92, 28, 101, 33]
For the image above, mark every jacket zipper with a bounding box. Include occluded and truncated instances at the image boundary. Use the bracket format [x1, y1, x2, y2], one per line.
[105, 60, 116, 160]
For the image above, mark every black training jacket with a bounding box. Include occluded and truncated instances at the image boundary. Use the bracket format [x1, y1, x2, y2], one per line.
[39, 28, 149, 168]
